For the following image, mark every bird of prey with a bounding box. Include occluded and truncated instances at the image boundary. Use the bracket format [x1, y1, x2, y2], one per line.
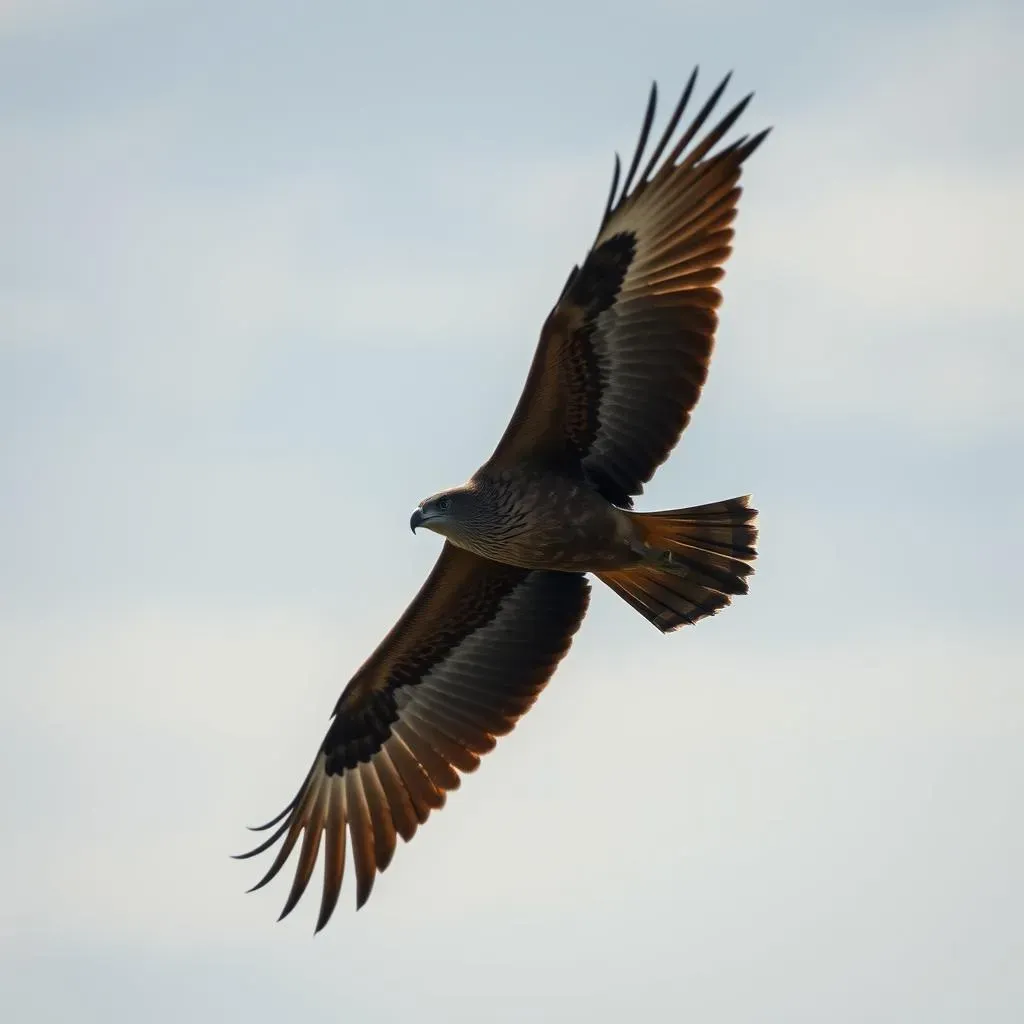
[238, 68, 768, 931]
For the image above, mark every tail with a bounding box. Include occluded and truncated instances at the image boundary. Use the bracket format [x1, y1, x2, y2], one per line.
[597, 496, 758, 634]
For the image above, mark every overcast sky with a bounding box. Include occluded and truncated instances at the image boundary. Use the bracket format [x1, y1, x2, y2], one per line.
[2, 1, 1022, 1021]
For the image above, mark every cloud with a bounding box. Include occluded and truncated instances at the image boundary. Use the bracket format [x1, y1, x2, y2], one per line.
[714, 5, 1024, 437]
[2, 5, 1022, 1016]
[5, 1, 1017, 439]
[745, 168, 1022, 318]
[0, 0, 99, 37]
[1, 112, 575, 413]
[3, 599, 1019, 945]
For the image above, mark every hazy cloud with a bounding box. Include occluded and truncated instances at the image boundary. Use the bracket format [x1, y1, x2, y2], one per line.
[2, 1, 1021, 1021]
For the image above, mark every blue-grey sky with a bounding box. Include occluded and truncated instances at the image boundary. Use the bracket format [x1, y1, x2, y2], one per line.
[2, 1, 1022, 1021]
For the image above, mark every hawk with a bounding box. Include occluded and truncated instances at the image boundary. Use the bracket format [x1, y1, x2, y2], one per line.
[238, 68, 768, 930]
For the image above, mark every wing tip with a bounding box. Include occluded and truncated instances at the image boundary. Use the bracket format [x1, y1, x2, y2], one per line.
[245, 803, 294, 833]
[246, 867, 280, 895]
[355, 881, 374, 911]
[276, 899, 300, 923]
[601, 65, 765, 229]
[745, 126, 773, 155]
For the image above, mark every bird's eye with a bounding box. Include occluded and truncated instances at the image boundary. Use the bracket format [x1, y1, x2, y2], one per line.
[437, 497, 451, 513]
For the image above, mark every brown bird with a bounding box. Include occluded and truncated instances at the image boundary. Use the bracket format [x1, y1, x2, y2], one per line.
[238, 68, 768, 931]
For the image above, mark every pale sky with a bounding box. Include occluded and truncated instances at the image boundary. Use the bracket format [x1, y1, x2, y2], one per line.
[2, 1, 1022, 1021]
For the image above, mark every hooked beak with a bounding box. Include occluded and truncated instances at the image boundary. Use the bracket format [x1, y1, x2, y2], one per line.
[409, 508, 426, 533]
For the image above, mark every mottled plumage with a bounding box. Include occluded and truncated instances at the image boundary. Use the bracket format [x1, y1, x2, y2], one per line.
[238, 68, 768, 930]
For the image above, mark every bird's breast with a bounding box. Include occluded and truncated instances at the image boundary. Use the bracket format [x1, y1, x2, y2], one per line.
[462, 474, 638, 571]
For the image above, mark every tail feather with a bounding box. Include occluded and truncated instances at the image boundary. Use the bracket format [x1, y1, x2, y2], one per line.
[597, 495, 758, 633]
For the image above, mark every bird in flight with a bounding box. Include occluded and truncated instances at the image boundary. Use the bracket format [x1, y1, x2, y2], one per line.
[238, 68, 768, 931]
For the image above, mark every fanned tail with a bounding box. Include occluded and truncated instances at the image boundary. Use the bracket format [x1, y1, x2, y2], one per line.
[597, 495, 757, 633]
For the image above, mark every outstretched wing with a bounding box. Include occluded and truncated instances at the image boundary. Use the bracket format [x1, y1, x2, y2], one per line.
[487, 69, 770, 508]
[237, 543, 590, 930]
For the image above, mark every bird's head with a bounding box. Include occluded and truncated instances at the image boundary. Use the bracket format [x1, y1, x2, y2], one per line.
[409, 485, 485, 539]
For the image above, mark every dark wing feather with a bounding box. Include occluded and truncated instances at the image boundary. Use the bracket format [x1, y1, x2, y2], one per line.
[487, 69, 770, 507]
[236, 543, 589, 930]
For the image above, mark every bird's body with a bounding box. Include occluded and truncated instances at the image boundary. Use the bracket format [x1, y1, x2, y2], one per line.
[420, 468, 636, 571]
[239, 68, 769, 930]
